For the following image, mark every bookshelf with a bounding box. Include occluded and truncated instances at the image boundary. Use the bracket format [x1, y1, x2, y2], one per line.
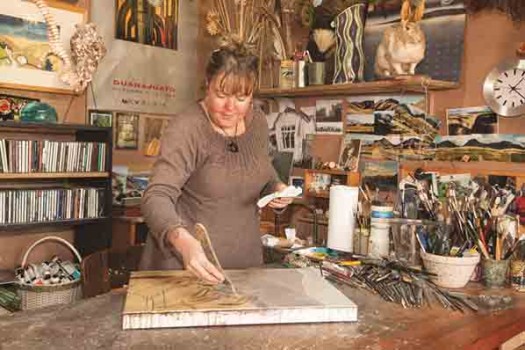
[0, 122, 113, 256]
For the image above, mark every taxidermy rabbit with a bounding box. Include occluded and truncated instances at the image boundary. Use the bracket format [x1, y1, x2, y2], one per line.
[374, 20, 426, 78]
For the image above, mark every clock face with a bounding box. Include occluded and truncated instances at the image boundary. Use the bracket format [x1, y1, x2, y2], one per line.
[483, 59, 525, 117]
[493, 68, 525, 109]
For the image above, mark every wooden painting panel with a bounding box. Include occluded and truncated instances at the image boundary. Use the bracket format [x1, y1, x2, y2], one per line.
[122, 268, 358, 329]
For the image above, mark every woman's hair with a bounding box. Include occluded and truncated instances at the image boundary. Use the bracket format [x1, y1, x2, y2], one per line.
[205, 41, 259, 96]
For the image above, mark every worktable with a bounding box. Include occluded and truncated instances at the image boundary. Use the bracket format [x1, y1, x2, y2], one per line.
[0, 281, 524, 350]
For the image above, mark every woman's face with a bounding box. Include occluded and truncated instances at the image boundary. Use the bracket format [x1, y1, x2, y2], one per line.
[204, 74, 253, 130]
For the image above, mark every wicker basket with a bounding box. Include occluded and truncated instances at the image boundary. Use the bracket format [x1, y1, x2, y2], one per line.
[16, 236, 83, 310]
[421, 251, 480, 289]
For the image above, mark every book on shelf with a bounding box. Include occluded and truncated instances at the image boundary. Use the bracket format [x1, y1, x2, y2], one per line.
[0, 139, 107, 173]
[0, 187, 106, 225]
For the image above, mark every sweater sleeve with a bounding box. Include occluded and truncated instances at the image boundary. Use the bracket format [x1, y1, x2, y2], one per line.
[141, 114, 201, 255]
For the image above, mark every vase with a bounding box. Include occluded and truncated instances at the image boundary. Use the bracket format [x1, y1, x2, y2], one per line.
[332, 2, 368, 84]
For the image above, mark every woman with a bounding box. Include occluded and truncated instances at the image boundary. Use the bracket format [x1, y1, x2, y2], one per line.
[140, 42, 292, 284]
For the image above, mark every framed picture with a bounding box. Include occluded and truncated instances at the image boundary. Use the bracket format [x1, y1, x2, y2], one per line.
[142, 116, 170, 157]
[88, 110, 113, 128]
[0, 94, 39, 121]
[0, 1, 86, 94]
[339, 139, 361, 172]
[115, 113, 139, 149]
[115, 0, 179, 50]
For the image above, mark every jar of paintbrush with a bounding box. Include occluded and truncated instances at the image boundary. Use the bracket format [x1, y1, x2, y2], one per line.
[480, 216, 520, 288]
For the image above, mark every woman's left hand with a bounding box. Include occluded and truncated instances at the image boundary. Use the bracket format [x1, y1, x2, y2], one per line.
[268, 183, 294, 209]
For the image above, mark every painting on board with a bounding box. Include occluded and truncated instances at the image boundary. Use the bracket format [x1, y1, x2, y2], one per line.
[447, 106, 498, 135]
[122, 269, 357, 329]
[0, 14, 59, 72]
[115, 0, 179, 50]
[142, 116, 170, 157]
[348, 134, 434, 162]
[433, 134, 525, 163]
[0, 1, 85, 92]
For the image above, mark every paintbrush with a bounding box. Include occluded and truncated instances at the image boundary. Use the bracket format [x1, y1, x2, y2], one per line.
[194, 223, 239, 295]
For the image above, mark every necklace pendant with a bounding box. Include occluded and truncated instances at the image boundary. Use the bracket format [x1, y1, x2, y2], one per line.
[227, 141, 239, 153]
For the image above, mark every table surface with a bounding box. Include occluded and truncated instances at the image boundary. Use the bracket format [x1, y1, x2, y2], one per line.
[0, 281, 524, 350]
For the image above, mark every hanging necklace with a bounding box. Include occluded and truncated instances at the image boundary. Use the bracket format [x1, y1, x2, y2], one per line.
[200, 102, 240, 153]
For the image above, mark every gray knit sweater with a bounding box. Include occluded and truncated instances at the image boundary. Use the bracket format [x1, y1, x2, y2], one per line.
[140, 102, 279, 270]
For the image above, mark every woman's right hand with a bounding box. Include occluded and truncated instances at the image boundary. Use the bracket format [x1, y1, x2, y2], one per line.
[167, 227, 225, 284]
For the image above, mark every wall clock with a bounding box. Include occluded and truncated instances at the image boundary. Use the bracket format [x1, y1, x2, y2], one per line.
[483, 59, 525, 117]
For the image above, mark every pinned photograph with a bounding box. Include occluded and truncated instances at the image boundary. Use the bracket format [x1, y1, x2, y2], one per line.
[447, 106, 498, 135]
[315, 99, 343, 134]
[345, 114, 374, 134]
[88, 110, 113, 128]
[338, 139, 361, 172]
[115, 113, 139, 149]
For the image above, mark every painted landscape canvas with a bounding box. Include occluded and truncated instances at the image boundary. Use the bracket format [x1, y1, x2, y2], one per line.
[447, 106, 498, 135]
[0, 14, 60, 72]
[347, 134, 433, 161]
[434, 134, 525, 163]
[346, 94, 439, 140]
[116, 0, 179, 50]
[361, 160, 398, 191]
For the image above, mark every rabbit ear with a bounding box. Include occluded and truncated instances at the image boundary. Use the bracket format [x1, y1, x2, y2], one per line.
[400, 19, 409, 30]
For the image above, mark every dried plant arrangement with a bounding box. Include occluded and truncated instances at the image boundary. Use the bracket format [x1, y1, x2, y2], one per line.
[205, 0, 292, 87]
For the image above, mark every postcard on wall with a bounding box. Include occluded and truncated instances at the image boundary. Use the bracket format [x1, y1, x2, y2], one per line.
[316, 99, 343, 134]
[115, 113, 139, 149]
[116, 0, 179, 50]
[339, 139, 361, 172]
[447, 106, 498, 135]
[434, 134, 525, 163]
[142, 116, 170, 157]
[346, 114, 375, 134]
